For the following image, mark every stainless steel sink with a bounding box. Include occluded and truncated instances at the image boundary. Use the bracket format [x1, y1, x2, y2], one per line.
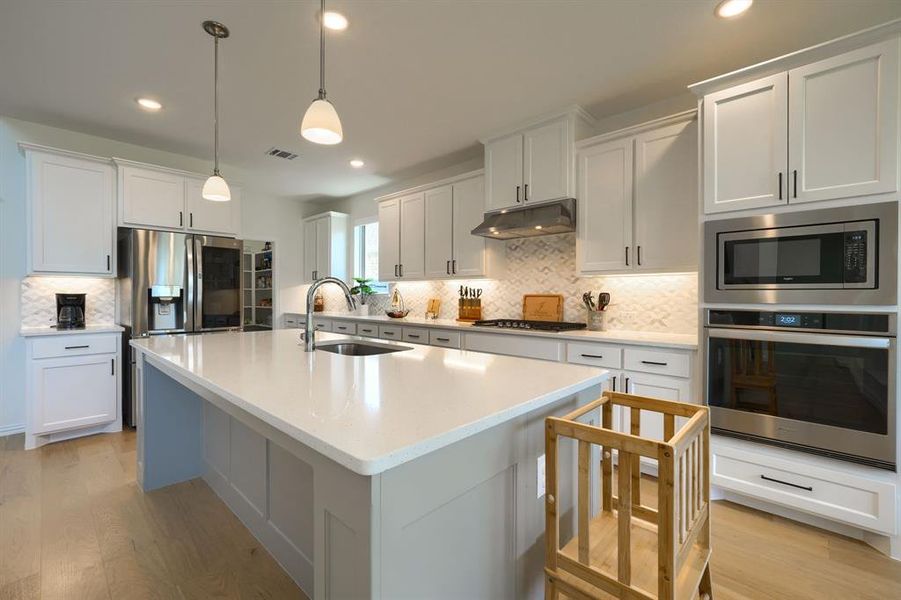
[316, 341, 412, 356]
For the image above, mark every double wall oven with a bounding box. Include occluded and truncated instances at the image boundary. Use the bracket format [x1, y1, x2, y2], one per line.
[704, 203, 898, 469]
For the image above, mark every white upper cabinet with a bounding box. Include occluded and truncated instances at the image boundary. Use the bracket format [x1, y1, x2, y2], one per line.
[301, 212, 348, 283]
[482, 109, 594, 213]
[788, 38, 899, 204]
[185, 177, 241, 236]
[424, 185, 454, 278]
[378, 199, 401, 281]
[577, 137, 633, 273]
[698, 36, 900, 214]
[398, 192, 426, 279]
[702, 73, 788, 214]
[451, 176, 488, 277]
[577, 113, 698, 275]
[485, 135, 523, 212]
[633, 119, 698, 272]
[26, 148, 115, 276]
[119, 165, 186, 229]
[523, 119, 570, 204]
[117, 160, 241, 236]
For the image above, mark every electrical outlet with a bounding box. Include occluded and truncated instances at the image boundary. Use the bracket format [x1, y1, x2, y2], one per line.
[536, 453, 546, 498]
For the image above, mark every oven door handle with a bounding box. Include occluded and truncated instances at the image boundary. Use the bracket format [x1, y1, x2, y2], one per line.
[706, 327, 892, 349]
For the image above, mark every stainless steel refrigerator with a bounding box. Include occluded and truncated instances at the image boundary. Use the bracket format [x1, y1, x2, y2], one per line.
[117, 228, 243, 426]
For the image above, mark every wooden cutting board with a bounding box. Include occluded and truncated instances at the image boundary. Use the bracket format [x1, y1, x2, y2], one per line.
[522, 294, 564, 322]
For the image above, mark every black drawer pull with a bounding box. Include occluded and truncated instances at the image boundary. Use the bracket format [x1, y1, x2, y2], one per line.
[407, 334, 420, 339]
[761, 474, 812, 492]
[580, 353, 604, 359]
[65, 345, 90, 350]
[641, 360, 668, 366]
[111, 358, 115, 376]
[435, 337, 450, 342]
[383, 331, 395, 336]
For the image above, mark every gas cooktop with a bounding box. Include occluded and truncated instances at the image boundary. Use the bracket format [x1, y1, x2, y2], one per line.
[471, 319, 587, 332]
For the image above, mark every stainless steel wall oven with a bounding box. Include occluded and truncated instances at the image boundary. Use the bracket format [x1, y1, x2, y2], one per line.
[704, 309, 896, 469]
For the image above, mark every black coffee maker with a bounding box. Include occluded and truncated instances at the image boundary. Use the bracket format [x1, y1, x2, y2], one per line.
[56, 293, 86, 329]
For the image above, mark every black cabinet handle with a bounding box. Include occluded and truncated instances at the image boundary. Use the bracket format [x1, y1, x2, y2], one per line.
[625, 246, 629, 266]
[106, 254, 111, 271]
[111, 358, 115, 376]
[190, 212, 194, 228]
[524, 183, 529, 202]
[625, 377, 630, 391]
[612, 377, 616, 392]
[399, 264, 404, 277]
[179, 211, 183, 227]
[65, 345, 90, 350]
[383, 331, 395, 336]
[641, 360, 668, 366]
[436, 337, 450, 342]
[637, 246, 642, 266]
[580, 353, 604, 359]
[761, 474, 812, 492]
[778, 172, 783, 200]
[793, 170, 798, 198]
[407, 334, 420, 339]
[452, 259, 456, 274]
[446, 260, 450, 275]
[515, 185, 521, 203]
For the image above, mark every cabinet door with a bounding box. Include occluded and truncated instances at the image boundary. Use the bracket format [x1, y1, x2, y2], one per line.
[32, 354, 117, 434]
[523, 119, 570, 203]
[398, 192, 425, 279]
[576, 137, 633, 273]
[703, 73, 788, 213]
[120, 166, 185, 229]
[378, 199, 400, 280]
[186, 177, 238, 236]
[302, 218, 318, 282]
[29, 152, 114, 275]
[315, 216, 331, 277]
[424, 185, 454, 278]
[484, 134, 523, 212]
[788, 38, 899, 204]
[633, 120, 698, 272]
[452, 176, 487, 277]
[623, 371, 691, 443]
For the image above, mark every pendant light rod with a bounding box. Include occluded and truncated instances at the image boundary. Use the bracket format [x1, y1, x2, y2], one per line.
[318, 0, 326, 99]
[203, 21, 229, 174]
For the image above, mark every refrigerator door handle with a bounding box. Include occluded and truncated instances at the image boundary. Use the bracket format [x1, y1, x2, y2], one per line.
[193, 236, 204, 331]
[185, 235, 196, 332]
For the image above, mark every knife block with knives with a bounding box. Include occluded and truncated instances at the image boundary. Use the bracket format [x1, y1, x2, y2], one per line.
[457, 285, 483, 322]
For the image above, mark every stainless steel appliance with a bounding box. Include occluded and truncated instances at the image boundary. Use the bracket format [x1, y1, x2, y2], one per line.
[471, 319, 587, 332]
[55, 293, 86, 329]
[118, 228, 243, 425]
[704, 308, 896, 469]
[704, 203, 897, 305]
[471, 198, 576, 239]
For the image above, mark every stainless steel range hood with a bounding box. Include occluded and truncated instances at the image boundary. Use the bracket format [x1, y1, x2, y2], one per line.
[471, 198, 576, 240]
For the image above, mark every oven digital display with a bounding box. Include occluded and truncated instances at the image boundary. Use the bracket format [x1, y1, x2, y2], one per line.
[775, 313, 802, 327]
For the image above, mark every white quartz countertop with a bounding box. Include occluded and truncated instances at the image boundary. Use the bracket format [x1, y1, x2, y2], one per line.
[131, 330, 607, 476]
[20, 324, 124, 337]
[303, 312, 698, 350]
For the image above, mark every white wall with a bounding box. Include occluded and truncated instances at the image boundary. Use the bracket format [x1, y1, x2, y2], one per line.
[0, 115, 305, 434]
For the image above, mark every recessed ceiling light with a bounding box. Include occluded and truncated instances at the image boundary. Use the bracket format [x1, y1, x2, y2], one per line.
[715, 0, 753, 18]
[323, 11, 348, 31]
[349, 159, 365, 168]
[136, 97, 163, 111]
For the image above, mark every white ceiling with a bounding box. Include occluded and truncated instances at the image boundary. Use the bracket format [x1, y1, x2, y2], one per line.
[2, 0, 900, 200]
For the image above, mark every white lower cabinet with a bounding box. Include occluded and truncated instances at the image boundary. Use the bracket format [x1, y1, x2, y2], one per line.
[25, 332, 122, 449]
[332, 321, 357, 335]
[623, 370, 692, 443]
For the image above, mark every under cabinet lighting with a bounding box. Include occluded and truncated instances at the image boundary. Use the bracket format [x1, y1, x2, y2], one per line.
[136, 97, 163, 111]
[715, 0, 752, 18]
[323, 11, 348, 31]
[350, 159, 365, 168]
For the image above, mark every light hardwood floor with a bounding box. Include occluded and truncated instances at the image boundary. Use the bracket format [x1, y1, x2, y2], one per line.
[0, 430, 306, 600]
[2, 432, 900, 599]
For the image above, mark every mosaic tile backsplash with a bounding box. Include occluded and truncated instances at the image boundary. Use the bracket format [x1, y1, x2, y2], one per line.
[319, 233, 698, 334]
[21, 276, 117, 328]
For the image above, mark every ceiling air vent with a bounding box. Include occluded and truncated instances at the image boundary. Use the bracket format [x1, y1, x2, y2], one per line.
[265, 147, 298, 160]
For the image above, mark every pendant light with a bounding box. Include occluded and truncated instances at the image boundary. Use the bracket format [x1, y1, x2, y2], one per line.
[202, 20, 231, 202]
[301, 0, 343, 145]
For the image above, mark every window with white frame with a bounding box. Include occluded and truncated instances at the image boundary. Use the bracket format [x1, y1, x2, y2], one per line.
[353, 220, 388, 294]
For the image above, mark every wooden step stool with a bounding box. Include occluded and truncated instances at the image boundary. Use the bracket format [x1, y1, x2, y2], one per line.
[544, 391, 713, 600]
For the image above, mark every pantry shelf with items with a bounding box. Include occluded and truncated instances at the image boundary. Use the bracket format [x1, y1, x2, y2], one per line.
[242, 240, 275, 331]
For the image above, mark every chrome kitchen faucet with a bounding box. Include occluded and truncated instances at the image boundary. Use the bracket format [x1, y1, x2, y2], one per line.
[304, 277, 356, 351]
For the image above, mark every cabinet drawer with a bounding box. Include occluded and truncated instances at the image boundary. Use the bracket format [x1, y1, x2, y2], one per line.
[283, 315, 301, 329]
[623, 347, 690, 378]
[464, 332, 563, 362]
[333, 321, 357, 335]
[566, 342, 623, 369]
[713, 442, 897, 534]
[313, 320, 333, 332]
[357, 323, 379, 338]
[402, 327, 429, 343]
[32, 334, 119, 359]
[429, 329, 462, 348]
[379, 325, 402, 340]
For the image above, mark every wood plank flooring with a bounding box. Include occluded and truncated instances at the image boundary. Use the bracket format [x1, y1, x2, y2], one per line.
[2, 431, 900, 599]
[0, 430, 306, 600]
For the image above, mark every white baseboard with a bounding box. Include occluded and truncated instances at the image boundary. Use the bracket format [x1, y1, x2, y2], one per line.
[0, 423, 25, 437]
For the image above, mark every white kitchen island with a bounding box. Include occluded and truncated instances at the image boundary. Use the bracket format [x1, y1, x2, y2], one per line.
[131, 330, 607, 599]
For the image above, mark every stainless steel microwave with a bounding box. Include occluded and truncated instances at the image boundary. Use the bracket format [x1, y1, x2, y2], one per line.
[704, 203, 897, 305]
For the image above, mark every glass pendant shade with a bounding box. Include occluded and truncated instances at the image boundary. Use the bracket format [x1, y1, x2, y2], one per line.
[301, 98, 343, 145]
[202, 174, 231, 202]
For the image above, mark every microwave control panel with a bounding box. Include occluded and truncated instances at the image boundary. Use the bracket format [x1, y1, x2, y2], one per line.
[707, 309, 892, 335]
[843, 230, 868, 283]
